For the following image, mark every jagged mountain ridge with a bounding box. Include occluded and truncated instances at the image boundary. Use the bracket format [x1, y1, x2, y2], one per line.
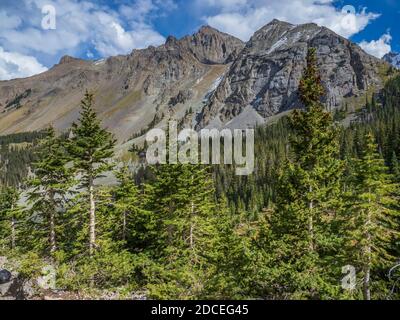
[0, 26, 244, 141]
[383, 52, 400, 69]
[0, 20, 391, 141]
[197, 19, 389, 129]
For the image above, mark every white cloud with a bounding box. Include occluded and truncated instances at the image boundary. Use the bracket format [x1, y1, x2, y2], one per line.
[0, 10, 22, 29]
[202, 0, 247, 10]
[0, 0, 168, 60]
[359, 33, 392, 58]
[90, 10, 165, 56]
[0, 0, 383, 81]
[200, 0, 379, 41]
[205, 8, 271, 41]
[0, 47, 48, 80]
[0, 0, 172, 79]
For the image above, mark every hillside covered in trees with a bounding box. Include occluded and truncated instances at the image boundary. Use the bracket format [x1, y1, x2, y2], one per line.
[0, 131, 47, 187]
[1, 49, 400, 300]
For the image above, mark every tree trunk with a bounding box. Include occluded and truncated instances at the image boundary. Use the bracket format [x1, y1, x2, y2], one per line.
[49, 191, 57, 254]
[49, 212, 56, 254]
[363, 263, 371, 300]
[122, 210, 127, 241]
[308, 186, 314, 251]
[363, 206, 372, 300]
[189, 173, 195, 251]
[189, 224, 194, 250]
[190, 199, 195, 250]
[10, 217, 16, 250]
[89, 176, 96, 255]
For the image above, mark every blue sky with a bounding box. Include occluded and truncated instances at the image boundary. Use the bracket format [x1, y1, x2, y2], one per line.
[0, 0, 399, 80]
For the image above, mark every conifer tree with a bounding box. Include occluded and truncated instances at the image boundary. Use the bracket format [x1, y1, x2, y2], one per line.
[67, 91, 116, 255]
[142, 163, 219, 298]
[347, 133, 399, 300]
[0, 187, 21, 251]
[113, 165, 143, 243]
[270, 47, 345, 298]
[27, 126, 73, 255]
[288, 47, 343, 250]
[390, 151, 400, 181]
[208, 204, 273, 299]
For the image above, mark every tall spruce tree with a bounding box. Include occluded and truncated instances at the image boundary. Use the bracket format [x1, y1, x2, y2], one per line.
[27, 126, 73, 255]
[390, 151, 400, 181]
[113, 165, 144, 243]
[0, 186, 21, 251]
[68, 91, 116, 255]
[142, 163, 219, 298]
[347, 133, 399, 300]
[270, 47, 345, 298]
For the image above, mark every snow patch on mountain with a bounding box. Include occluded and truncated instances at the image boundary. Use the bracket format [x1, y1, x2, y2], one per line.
[94, 59, 106, 66]
[203, 76, 223, 102]
[267, 37, 288, 54]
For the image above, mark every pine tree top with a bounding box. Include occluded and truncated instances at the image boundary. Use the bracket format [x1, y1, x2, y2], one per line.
[68, 91, 116, 179]
[299, 47, 325, 109]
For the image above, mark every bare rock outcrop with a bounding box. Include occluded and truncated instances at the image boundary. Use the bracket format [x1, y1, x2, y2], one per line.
[383, 52, 400, 69]
[0, 27, 243, 141]
[197, 19, 389, 128]
[0, 20, 390, 138]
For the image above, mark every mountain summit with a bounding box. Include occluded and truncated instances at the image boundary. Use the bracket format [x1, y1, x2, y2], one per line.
[0, 26, 244, 140]
[197, 19, 389, 129]
[0, 20, 391, 140]
[164, 25, 244, 64]
[383, 52, 400, 69]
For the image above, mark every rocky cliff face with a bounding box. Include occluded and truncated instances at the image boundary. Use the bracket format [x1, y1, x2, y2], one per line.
[175, 26, 244, 64]
[0, 20, 391, 140]
[0, 27, 244, 141]
[383, 52, 400, 69]
[197, 20, 389, 129]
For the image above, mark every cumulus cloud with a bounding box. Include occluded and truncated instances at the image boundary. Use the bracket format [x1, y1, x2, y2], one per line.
[200, 0, 379, 41]
[0, 47, 48, 80]
[24, 0, 165, 53]
[359, 33, 392, 58]
[0, 0, 169, 78]
[0, 0, 383, 80]
[202, 0, 247, 9]
[89, 10, 165, 56]
[0, 10, 22, 29]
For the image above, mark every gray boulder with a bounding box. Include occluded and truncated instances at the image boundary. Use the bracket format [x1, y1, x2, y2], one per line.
[0, 270, 11, 284]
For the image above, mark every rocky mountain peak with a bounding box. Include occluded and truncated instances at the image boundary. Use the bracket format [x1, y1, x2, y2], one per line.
[251, 19, 294, 38]
[383, 52, 400, 69]
[163, 26, 244, 64]
[197, 19, 388, 129]
[197, 25, 220, 34]
[247, 20, 297, 53]
[58, 55, 82, 65]
[165, 35, 179, 47]
[266, 18, 295, 29]
[0, 20, 391, 140]
[179, 25, 245, 64]
[0, 25, 243, 140]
